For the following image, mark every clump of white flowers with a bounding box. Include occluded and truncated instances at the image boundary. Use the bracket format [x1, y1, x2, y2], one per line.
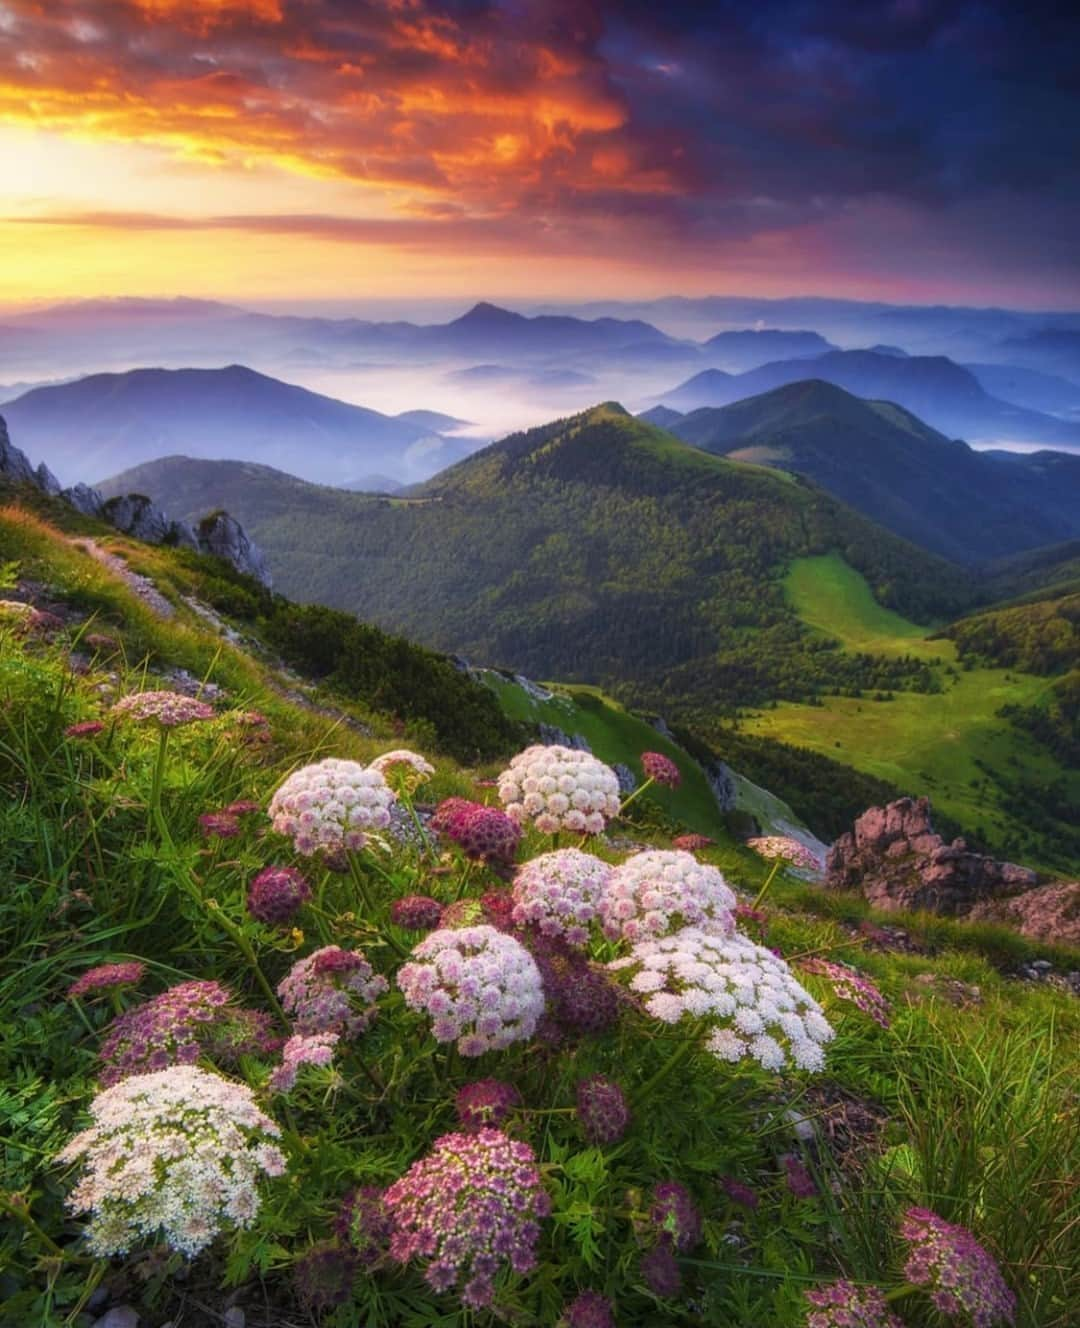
[269, 758, 395, 855]
[369, 749, 435, 795]
[511, 848, 613, 946]
[397, 925, 546, 1056]
[609, 928, 833, 1072]
[56, 1065, 286, 1257]
[600, 850, 737, 943]
[497, 745, 621, 834]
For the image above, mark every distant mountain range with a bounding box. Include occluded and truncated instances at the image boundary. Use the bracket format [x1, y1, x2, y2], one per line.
[657, 380, 1080, 563]
[0, 365, 474, 487]
[657, 349, 1080, 449]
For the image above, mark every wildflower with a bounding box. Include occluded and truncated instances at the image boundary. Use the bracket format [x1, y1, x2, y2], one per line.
[564, 1290, 616, 1328]
[247, 866, 312, 926]
[98, 979, 234, 1085]
[198, 811, 240, 839]
[390, 894, 444, 932]
[900, 1207, 1016, 1327]
[205, 1007, 281, 1064]
[609, 927, 833, 1073]
[641, 751, 681, 788]
[369, 748, 435, 794]
[385, 1128, 550, 1309]
[335, 1185, 393, 1265]
[439, 897, 492, 929]
[441, 801, 522, 863]
[455, 1079, 522, 1131]
[498, 745, 622, 835]
[746, 835, 823, 872]
[268, 1032, 339, 1094]
[431, 796, 475, 833]
[650, 1181, 702, 1253]
[67, 962, 146, 1001]
[269, 757, 395, 856]
[223, 799, 261, 816]
[576, 1076, 630, 1145]
[397, 926, 545, 1055]
[294, 1240, 357, 1311]
[84, 632, 119, 653]
[511, 849, 613, 946]
[530, 938, 620, 1035]
[110, 690, 215, 727]
[640, 1242, 681, 1297]
[804, 1280, 905, 1328]
[672, 834, 714, 852]
[56, 1065, 285, 1257]
[799, 958, 891, 1029]
[784, 1155, 817, 1199]
[64, 720, 105, 740]
[278, 946, 387, 1038]
[600, 850, 736, 943]
[720, 1176, 759, 1210]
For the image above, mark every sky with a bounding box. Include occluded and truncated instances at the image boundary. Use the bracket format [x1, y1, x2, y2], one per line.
[1, 0, 1078, 308]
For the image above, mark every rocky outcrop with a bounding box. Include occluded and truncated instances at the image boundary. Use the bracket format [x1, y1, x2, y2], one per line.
[196, 511, 271, 588]
[969, 881, 1080, 946]
[0, 412, 271, 586]
[826, 797, 1036, 915]
[538, 724, 591, 751]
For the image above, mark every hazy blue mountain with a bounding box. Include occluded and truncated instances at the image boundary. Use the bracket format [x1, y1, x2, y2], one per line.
[637, 404, 685, 428]
[666, 380, 1080, 563]
[702, 329, 836, 370]
[966, 363, 1080, 416]
[2, 365, 469, 487]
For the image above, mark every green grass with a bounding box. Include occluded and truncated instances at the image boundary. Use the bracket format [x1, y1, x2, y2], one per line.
[743, 555, 1080, 871]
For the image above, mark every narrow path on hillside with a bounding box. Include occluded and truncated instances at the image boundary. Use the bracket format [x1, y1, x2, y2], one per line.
[70, 537, 176, 620]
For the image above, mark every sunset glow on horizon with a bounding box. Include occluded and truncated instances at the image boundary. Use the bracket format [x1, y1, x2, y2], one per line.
[1, 0, 1078, 309]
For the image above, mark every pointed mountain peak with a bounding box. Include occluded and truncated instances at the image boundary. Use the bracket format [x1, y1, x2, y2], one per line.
[452, 301, 527, 327]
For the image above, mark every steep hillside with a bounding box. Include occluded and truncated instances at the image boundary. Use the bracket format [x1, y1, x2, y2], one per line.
[2, 365, 469, 488]
[666, 381, 1080, 563]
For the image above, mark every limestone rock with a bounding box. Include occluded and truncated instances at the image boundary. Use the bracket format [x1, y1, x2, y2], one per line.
[196, 511, 272, 588]
[969, 880, 1080, 946]
[62, 482, 105, 518]
[826, 796, 1036, 915]
[102, 493, 173, 544]
[0, 414, 37, 485]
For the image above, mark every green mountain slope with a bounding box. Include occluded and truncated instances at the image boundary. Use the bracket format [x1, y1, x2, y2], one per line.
[99, 404, 975, 716]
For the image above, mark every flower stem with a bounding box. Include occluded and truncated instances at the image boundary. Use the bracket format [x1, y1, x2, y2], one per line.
[148, 724, 170, 828]
[346, 853, 409, 959]
[752, 859, 782, 909]
[618, 776, 655, 816]
[207, 901, 286, 1022]
[633, 1019, 705, 1105]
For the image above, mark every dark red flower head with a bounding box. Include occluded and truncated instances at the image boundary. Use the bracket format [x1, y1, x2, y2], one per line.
[641, 751, 681, 788]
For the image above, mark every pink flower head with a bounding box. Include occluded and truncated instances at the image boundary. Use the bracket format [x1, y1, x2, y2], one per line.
[384, 1128, 550, 1309]
[67, 961, 146, 1001]
[247, 866, 312, 926]
[397, 926, 545, 1055]
[110, 690, 215, 728]
[369, 748, 434, 794]
[720, 1176, 759, 1210]
[431, 797, 474, 832]
[224, 799, 261, 816]
[641, 751, 681, 788]
[64, 720, 105, 740]
[576, 1076, 630, 1145]
[565, 1290, 616, 1328]
[443, 803, 522, 864]
[900, 1208, 1016, 1327]
[455, 1079, 522, 1132]
[269, 758, 395, 856]
[784, 1155, 817, 1199]
[198, 811, 241, 840]
[804, 1279, 905, 1328]
[268, 1032, 339, 1094]
[640, 1242, 681, 1297]
[601, 850, 736, 943]
[799, 958, 891, 1029]
[672, 833, 714, 852]
[497, 745, 622, 836]
[277, 946, 387, 1038]
[746, 835, 823, 873]
[650, 1181, 702, 1253]
[511, 849, 613, 947]
[391, 894, 444, 932]
[98, 979, 236, 1085]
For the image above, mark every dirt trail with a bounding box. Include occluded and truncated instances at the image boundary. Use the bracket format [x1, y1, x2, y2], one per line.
[71, 538, 176, 620]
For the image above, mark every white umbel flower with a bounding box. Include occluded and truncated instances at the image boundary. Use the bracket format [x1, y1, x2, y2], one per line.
[600, 850, 736, 942]
[269, 757, 395, 855]
[497, 745, 621, 835]
[511, 848, 613, 946]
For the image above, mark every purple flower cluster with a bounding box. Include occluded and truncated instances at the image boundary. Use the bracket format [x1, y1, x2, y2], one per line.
[110, 690, 215, 727]
[64, 720, 105, 740]
[247, 866, 312, 926]
[511, 849, 613, 946]
[576, 1075, 630, 1145]
[640, 751, 681, 788]
[98, 980, 233, 1085]
[67, 961, 146, 1001]
[198, 811, 242, 839]
[804, 1280, 905, 1328]
[720, 1176, 759, 1210]
[530, 938, 620, 1036]
[277, 946, 388, 1038]
[335, 1185, 394, 1266]
[391, 894, 445, 932]
[901, 1207, 1016, 1327]
[800, 958, 891, 1029]
[455, 1079, 522, 1132]
[294, 1240, 357, 1311]
[268, 1032, 339, 1094]
[650, 1181, 702, 1253]
[564, 1289, 616, 1328]
[784, 1155, 818, 1199]
[640, 1242, 681, 1297]
[384, 1128, 550, 1309]
[438, 800, 523, 864]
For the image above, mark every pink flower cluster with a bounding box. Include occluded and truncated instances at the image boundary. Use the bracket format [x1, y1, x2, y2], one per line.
[391, 894, 444, 932]
[384, 1128, 550, 1308]
[65, 720, 106, 740]
[269, 758, 395, 855]
[746, 835, 823, 872]
[277, 946, 388, 1038]
[110, 690, 215, 727]
[369, 748, 435, 792]
[901, 1207, 1016, 1327]
[564, 1290, 616, 1328]
[438, 800, 523, 863]
[609, 928, 833, 1072]
[650, 1180, 702, 1253]
[67, 962, 146, 1001]
[600, 850, 736, 943]
[498, 745, 622, 835]
[511, 848, 613, 946]
[672, 833, 714, 852]
[455, 1078, 522, 1131]
[268, 1032, 339, 1094]
[804, 1279, 905, 1328]
[335, 1184, 394, 1266]
[576, 1075, 630, 1145]
[529, 937, 620, 1035]
[57, 1065, 285, 1257]
[641, 751, 681, 788]
[247, 866, 312, 926]
[799, 958, 891, 1029]
[396, 926, 545, 1055]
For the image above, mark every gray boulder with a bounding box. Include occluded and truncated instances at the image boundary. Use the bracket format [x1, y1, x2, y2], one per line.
[196, 511, 272, 588]
[0, 414, 37, 485]
[62, 483, 105, 518]
[101, 494, 173, 545]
